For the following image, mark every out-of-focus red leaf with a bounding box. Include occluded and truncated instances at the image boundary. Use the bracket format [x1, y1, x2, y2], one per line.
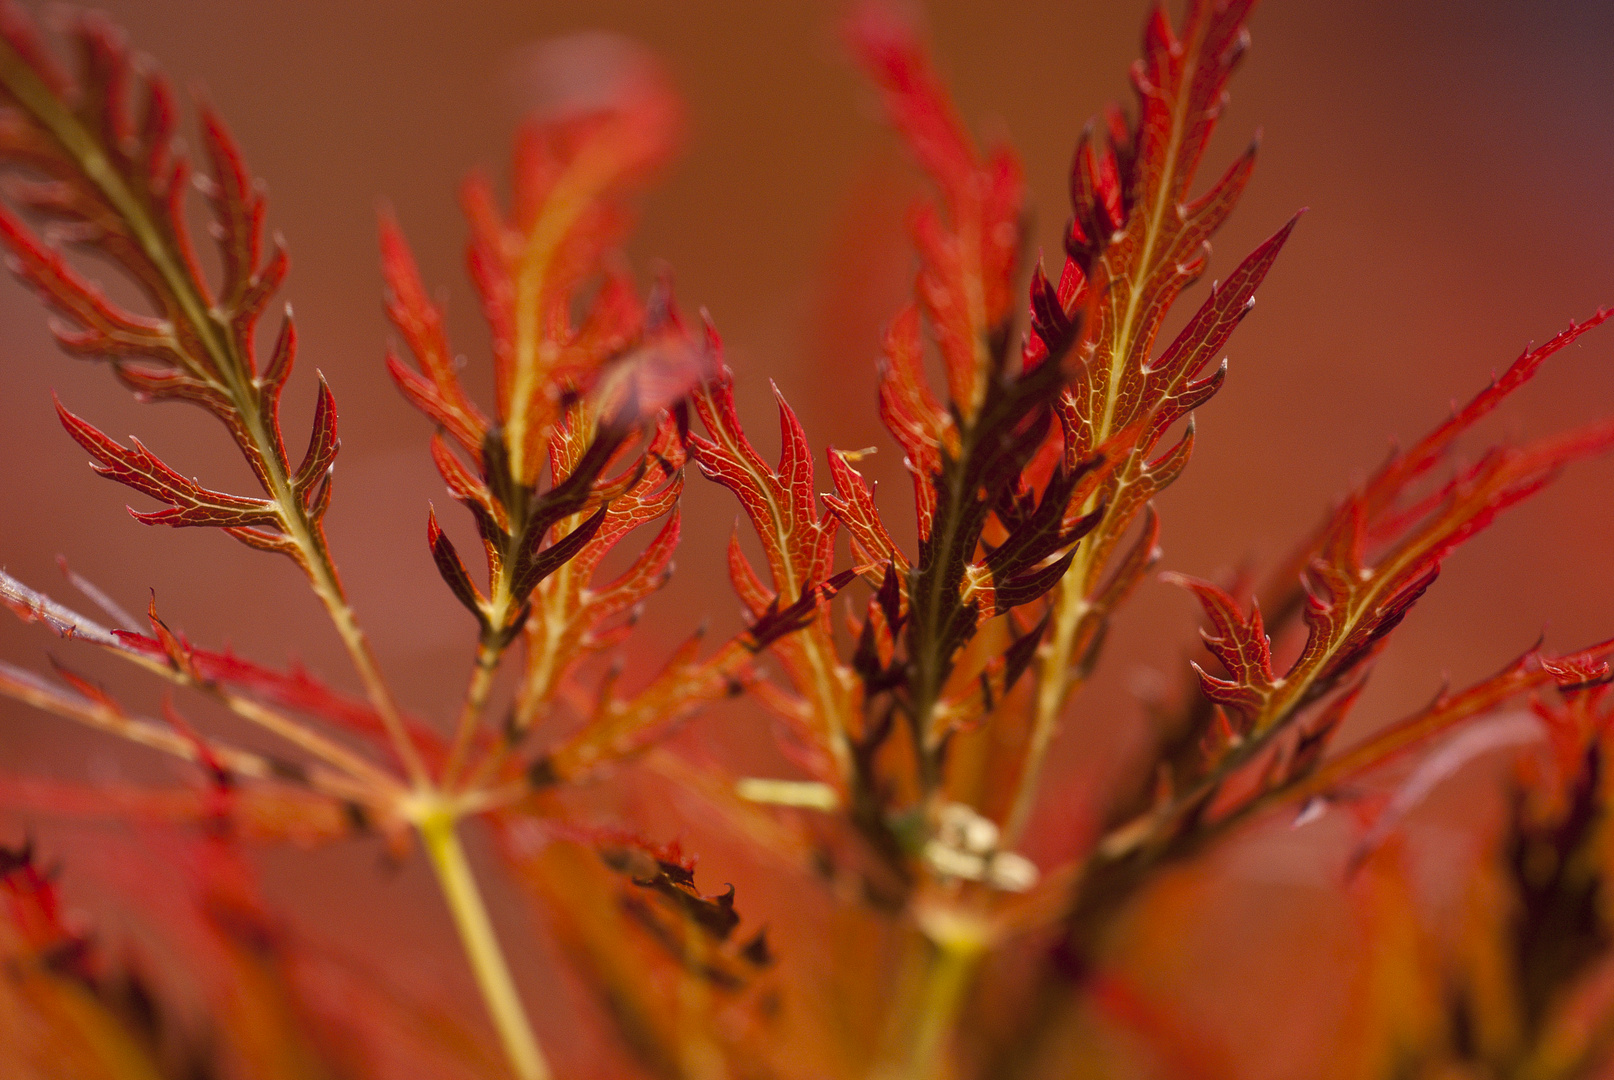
[0, 776, 360, 847]
[1255, 636, 1614, 818]
[0, 842, 170, 1080]
[457, 45, 681, 486]
[379, 215, 492, 460]
[847, 6, 1025, 422]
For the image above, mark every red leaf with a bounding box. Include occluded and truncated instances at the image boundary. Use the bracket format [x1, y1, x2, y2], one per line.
[1286, 410, 1614, 719]
[291, 375, 340, 503]
[379, 213, 492, 458]
[689, 365, 836, 611]
[848, 7, 1025, 421]
[823, 448, 908, 582]
[1287, 637, 1614, 805]
[1142, 212, 1303, 445]
[875, 304, 951, 542]
[1361, 309, 1611, 518]
[427, 506, 487, 626]
[458, 55, 683, 485]
[56, 399, 281, 530]
[1162, 572, 1278, 729]
[0, 204, 185, 366]
[1, 4, 344, 576]
[197, 107, 264, 312]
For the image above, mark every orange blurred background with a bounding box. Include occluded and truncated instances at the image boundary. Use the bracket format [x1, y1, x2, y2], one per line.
[1, 0, 1611, 1074]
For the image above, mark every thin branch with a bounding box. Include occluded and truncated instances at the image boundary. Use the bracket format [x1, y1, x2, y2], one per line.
[0, 33, 429, 789]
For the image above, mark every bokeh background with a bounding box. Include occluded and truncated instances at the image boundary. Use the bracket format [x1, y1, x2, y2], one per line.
[1, 0, 1611, 1074]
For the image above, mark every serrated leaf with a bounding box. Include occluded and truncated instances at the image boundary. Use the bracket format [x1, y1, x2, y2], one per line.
[379, 214, 491, 459]
[849, 8, 1025, 422]
[689, 355, 859, 774]
[427, 506, 487, 627]
[1162, 572, 1277, 730]
[875, 305, 952, 542]
[823, 448, 909, 585]
[456, 67, 682, 486]
[290, 374, 339, 501]
[689, 367, 837, 610]
[509, 504, 608, 604]
[1141, 213, 1302, 445]
[56, 399, 281, 530]
[1272, 407, 1614, 738]
[0, 5, 353, 577]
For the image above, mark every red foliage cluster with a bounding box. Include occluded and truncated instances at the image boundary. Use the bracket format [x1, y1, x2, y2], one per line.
[0, 1, 1610, 1077]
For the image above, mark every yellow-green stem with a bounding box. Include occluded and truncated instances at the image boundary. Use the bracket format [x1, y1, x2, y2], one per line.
[298, 540, 431, 788]
[443, 642, 501, 791]
[872, 924, 986, 1080]
[418, 810, 550, 1080]
[1005, 557, 1090, 846]
[1005, 12, 1211, 844]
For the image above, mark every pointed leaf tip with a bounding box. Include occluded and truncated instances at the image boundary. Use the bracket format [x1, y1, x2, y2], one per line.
[427, 505, 487, 626]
